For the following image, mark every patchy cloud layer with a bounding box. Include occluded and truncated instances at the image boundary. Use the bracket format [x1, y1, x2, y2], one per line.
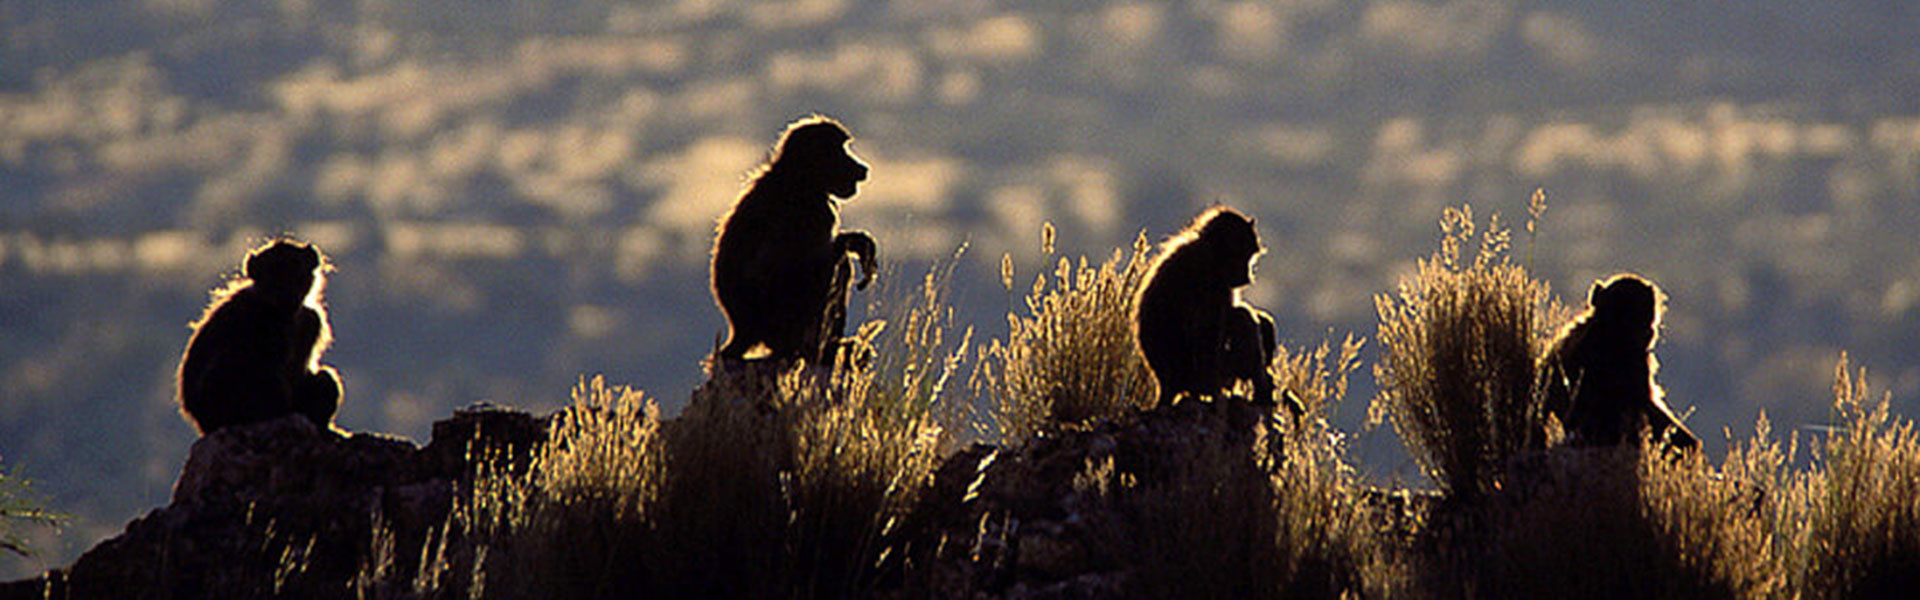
[3, 0, 1920, 579]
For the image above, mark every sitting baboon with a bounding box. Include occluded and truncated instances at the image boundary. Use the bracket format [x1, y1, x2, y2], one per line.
[1540, 273, 1698, 450]
[177, 239, 344, 435]
[1134, 206, 1303, 416]
[710, 115, 878, 369]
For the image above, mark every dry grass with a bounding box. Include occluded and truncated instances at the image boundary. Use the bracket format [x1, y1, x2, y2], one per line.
[356, 258, 967, 599]
[1266, 337, 1398, 598]
[340, 206, 1920, 599]
[1799, 355, 1920, 598]
[974, 226, 1157, 443]
[1370, 205, 1563, 498]
[0, 466, 62, 558]
[1062, 336, 1388, 599]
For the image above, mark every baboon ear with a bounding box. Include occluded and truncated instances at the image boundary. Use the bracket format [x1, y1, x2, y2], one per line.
[1590, 281, 1607, 306]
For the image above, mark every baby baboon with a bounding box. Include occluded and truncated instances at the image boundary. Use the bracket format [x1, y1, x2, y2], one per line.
[177, 239, 343, 435]
[1134, 206, 1302, 415]
[710, 115, 878, 368]
[1540, 274, 1698, 450]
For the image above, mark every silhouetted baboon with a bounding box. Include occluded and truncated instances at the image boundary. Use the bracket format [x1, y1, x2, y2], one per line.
[177, 239, 343, 435]
[710, 115, 878, 368]
[1134, 206, 1303, 415]
[1540, 274, 1698, 450]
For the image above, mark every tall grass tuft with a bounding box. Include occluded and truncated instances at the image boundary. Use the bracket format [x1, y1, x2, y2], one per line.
[1370, 205, 1562, 498]
[1438, 431, 1789, 599]
[1266, 337, 1398, 597]
[975, 228, 1156, 443]
[0, 464, 62, 558]
[1801, 355, 1920, 597]
[1068, 336, 1386, 599]
[370, 258, 968, 599]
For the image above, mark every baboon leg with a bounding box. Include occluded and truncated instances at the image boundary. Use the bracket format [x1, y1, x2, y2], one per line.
[805, 257, 857, 370]
[718, 290, 780, 360]
[293, 366, 342, 430]
[1224, 306, 1279, 406]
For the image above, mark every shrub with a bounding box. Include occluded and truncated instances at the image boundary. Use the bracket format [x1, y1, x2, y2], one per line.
[1800, 355, 1920, 598]
[0, 464, 62, 559]
[975, 226, 1156, 443]
[1266, 337, 1398, 598]
[372, 258, 967, 599]
[1431, 430, 1789, 599]
[1370, 205, 1562, 498]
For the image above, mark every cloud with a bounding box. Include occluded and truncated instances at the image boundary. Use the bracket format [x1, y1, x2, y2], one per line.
[1048, 155, 1122, 237]
[1510, 104, 1863, 182]
[1519, 11, 1602, 71]
[926, 15, 1042, 65]
[766, 43, 925, 105]
[1098, 3, 1165, 51]
[1365, 117, 1464, 189]
[857, 154, 964, 214]
[272, 36, 685, 138]
[384, 222, 527, 261]
[743, 0, 850, 31]
[1361, 0, 1511, 62]
[1215, 2, 1286, 63]
[1235, 123, 1337, 166]
[641, 135, 765, 259]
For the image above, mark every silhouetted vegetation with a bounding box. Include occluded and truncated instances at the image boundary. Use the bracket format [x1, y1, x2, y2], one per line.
[0, 467, 62, 559]
[974, 225, 1158, 443]
[30, 205, 1920, 599]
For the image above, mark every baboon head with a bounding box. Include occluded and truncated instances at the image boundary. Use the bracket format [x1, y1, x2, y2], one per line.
[773, 116, 868, 200]
[1588, 273, 1662, 351]
[1194, 206, 1263, 287]
[243, 240, 324, 303]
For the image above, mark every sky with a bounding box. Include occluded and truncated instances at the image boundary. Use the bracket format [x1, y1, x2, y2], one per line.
[3, 0, 1919, 578]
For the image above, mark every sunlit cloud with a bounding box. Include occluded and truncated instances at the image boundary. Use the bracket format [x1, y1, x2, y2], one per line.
[567, 304, 623, 340]
[857, 154, 965, 214]
[1361, 0, 1510, 62]
[1365, 117, 1463, 189]
[384, 222, 527, 261]
[743, 0, 850, 31]
[640, 135, 765, 260]
[926, 15, 1042, 65]
[1097, 3, 1164, 51]
[1510, 104, 1866, 184]
[766, 43, 925, 105]
[1214, 2, 1285, 63]
[1519, 11, 1602, 72]
[1235, 122, 1336, 167]
[1049, 155, 1122, 237]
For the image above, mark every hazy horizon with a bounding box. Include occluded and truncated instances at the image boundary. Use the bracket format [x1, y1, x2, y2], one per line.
[5, 0, 1919, 578]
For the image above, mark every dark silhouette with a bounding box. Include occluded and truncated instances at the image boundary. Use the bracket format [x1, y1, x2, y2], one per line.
[177, 239, 343, 435]
[1541, 274, 1698, 450]
[1134, 206, 1302, 415]
[709, 115, 878, 369]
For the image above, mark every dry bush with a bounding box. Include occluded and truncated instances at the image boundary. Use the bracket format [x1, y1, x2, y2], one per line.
[1370, 205, 1562, 498]
[0, 465, 62, 558]
[1800, 356, 1920, 598]
[363, 260, 966, 599]
[1267, 337, 1399, 598]
[975, 226, 1156, 443]
[1071, 337, 1386, 599]
[1432, 428, 1789, 599]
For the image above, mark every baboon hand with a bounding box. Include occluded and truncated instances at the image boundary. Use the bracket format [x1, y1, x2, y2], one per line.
[837, 231, 879, 290]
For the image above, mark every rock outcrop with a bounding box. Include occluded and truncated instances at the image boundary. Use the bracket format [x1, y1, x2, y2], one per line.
[887, 397, 1292, 599]
[2, 395, 1336, 599]
[0, 406, 547, 600]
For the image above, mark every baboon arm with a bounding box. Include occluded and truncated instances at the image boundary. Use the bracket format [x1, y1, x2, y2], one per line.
[834, 230, 879, 290]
